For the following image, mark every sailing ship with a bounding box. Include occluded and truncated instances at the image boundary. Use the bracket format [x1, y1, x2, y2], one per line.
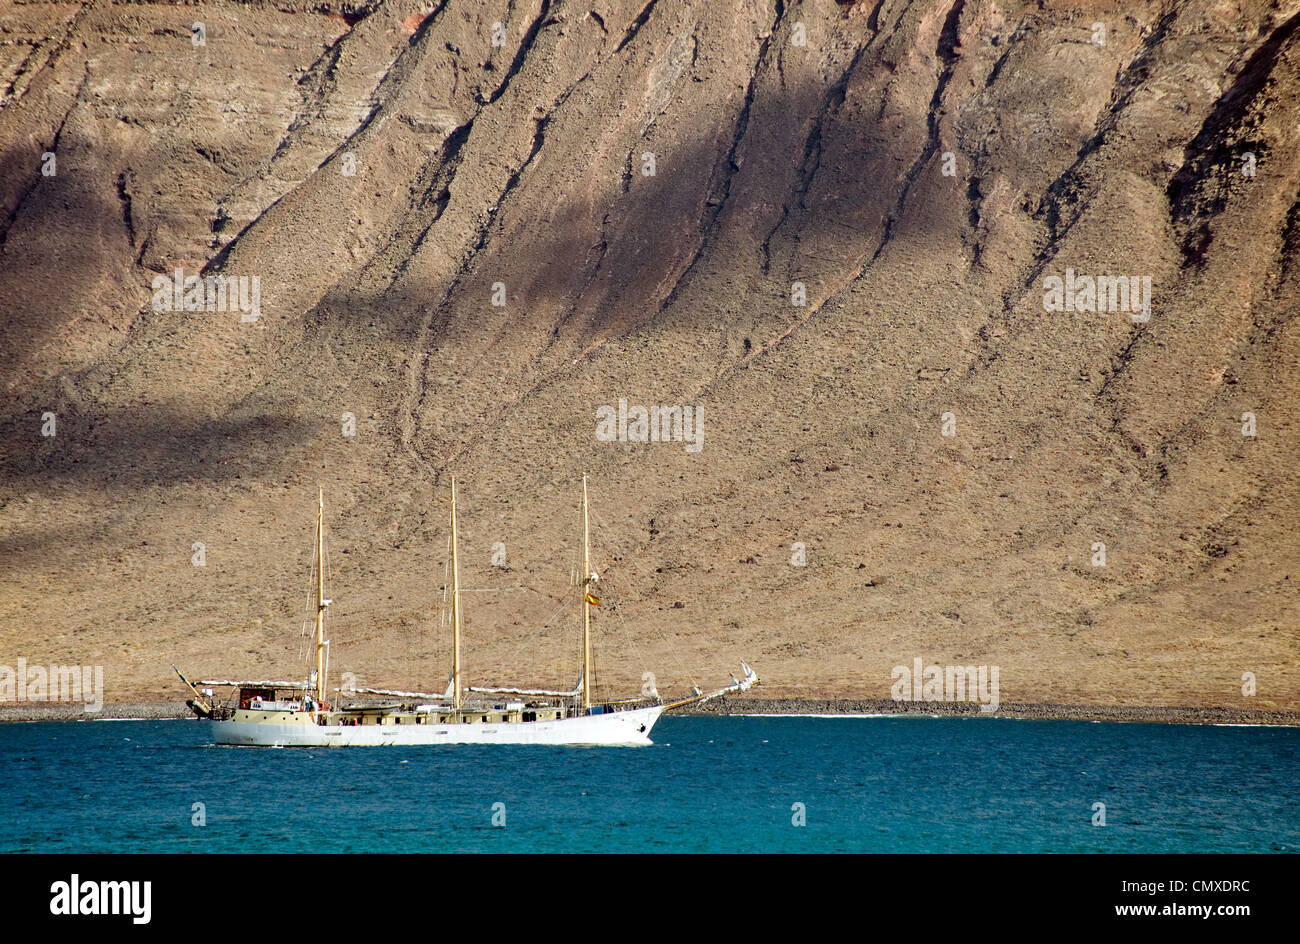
[175, 475, 756, 746]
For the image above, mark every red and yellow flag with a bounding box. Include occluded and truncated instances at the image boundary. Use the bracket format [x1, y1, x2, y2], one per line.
[584, 592, 601, 606]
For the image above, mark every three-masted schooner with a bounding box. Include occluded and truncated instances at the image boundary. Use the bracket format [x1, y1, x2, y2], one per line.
[176, 475, 756, 746]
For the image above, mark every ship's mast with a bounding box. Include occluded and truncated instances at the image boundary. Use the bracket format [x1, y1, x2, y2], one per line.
[582, 473, 592, 712]
[450, 475, 463, 711]
[315, 487, 327, 705]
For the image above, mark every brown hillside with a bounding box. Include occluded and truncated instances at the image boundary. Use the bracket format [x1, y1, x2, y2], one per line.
[1, 0, 1298, 710]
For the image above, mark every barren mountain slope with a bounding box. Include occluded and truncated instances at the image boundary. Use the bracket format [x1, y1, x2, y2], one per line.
[1, 0, 1298, 709]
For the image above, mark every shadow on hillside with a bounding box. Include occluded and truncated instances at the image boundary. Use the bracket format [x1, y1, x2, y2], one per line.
[0, 130, 148, 394]
[0, 402, 314, 490]
[0, 0, 971, 503]
[286, 3, 963, 467]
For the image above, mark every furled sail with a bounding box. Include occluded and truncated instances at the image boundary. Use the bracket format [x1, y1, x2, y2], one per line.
[469, 684, 583, 697]
[353, 687, 449, 699]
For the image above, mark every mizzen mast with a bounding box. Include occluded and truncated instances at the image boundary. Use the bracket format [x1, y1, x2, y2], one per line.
[450, 475, 463, 711]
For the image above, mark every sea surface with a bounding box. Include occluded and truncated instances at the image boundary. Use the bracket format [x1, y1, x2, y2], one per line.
[1, 715, 1296, 853]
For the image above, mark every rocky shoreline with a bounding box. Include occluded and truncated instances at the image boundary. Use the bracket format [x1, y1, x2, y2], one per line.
[0, 702, 193, 722]
[2, 697, 1297, 726]
[686, 697, 1300, 726]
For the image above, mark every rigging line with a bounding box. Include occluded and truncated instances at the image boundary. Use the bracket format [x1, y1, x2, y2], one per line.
[433, 529, 452, 681]
[296, 521, 317, 679]
[586, 506, 621, 575]
[608, 587, 699, 694]
[322, 522, 341, 691]
[584, 509, 704, 695]
[504, 588, 583, 689]
[455, 581, 575, 688]
[530, 593, 580, 640]
[327, 633, 389, 646]
[439, 530, 452, 631]
[607, 602, 659, 692]
[580, 510, 700, 694]
[583, 499, 658, 699]
[494, 622, 562, 690]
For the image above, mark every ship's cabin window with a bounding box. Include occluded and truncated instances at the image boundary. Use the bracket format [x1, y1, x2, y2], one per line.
[238, 686, 277, 710]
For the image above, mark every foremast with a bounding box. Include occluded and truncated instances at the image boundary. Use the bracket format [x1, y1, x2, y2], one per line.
[582, 473, 593, 713]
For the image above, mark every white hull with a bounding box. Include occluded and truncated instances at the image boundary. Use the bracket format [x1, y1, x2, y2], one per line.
[212, 705, 664, 747]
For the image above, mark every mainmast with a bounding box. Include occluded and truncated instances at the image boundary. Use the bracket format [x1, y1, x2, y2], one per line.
[582, 473, 592, 712]
[315, 486, 327, 704]
[450, 475, 463, 710]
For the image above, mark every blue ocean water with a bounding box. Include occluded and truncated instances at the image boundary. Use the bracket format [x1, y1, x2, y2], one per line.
[0, 715, 1296, 853]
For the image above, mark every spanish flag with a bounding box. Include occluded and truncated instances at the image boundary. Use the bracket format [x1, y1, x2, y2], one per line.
[585, 592, 601, 606]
